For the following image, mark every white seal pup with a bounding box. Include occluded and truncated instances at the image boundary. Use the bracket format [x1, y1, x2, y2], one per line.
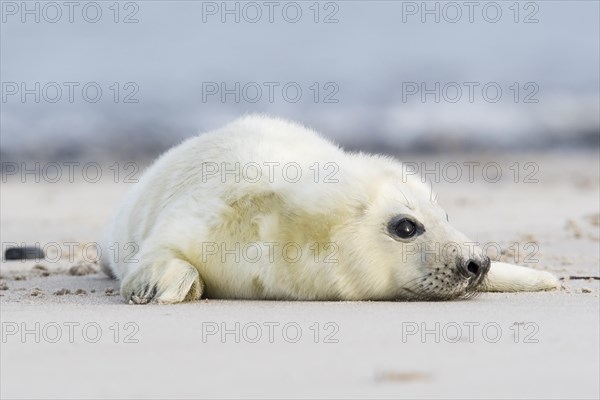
[99, 115, 559, 304]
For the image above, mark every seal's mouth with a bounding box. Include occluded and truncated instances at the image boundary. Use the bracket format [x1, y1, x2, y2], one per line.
[399, 284, 481, 302]
[398, 258, 490, 301]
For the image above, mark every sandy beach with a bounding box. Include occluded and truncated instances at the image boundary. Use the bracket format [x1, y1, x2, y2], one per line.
[1, 150, 598, 399]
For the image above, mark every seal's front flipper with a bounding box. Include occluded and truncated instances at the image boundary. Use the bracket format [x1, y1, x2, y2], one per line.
[480, 262, 559, 292]
[121, 258, 204, 304]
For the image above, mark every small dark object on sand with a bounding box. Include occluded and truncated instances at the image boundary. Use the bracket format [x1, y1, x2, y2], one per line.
[4, 246, 44, 261]
[69, 262, 98, 276]
[561, 276, 600, 281]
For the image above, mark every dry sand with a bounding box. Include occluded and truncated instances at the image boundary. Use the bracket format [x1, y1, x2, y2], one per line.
[1, 151, 599, 399]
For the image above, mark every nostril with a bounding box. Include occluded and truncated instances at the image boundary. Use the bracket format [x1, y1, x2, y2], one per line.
[466, 260, 480, 276]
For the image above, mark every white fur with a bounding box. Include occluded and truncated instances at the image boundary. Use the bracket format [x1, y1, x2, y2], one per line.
[100, 115, 558, 304]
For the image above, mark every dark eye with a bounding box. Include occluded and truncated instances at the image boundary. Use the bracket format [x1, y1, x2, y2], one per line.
[394, 218, 417, 239]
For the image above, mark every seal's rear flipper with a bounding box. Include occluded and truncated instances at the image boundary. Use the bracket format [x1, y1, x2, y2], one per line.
[480, 262, 559, 292]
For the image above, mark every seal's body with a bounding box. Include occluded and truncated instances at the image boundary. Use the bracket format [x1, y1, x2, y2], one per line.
[100, 115, 558, 304]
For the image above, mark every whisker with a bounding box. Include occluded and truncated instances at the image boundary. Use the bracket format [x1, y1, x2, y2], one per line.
[429, 179, 433, 202]
[398, 189, 411, 209]
[397, 269, 480, 302]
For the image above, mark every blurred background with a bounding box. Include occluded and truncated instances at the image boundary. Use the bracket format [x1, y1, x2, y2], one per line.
[1, 0, 598, 163]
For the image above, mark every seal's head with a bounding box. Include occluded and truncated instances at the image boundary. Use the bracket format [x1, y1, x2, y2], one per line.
[335, 166, 490, 301]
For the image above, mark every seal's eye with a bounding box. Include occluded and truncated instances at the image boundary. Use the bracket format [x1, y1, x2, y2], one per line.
[394, 218, 417, 239]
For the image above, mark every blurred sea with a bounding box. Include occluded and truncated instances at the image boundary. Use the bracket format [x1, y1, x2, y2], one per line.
[1, 1, 598, 162]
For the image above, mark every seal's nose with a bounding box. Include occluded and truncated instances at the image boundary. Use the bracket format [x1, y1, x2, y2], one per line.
[460, 257, 490, 279]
